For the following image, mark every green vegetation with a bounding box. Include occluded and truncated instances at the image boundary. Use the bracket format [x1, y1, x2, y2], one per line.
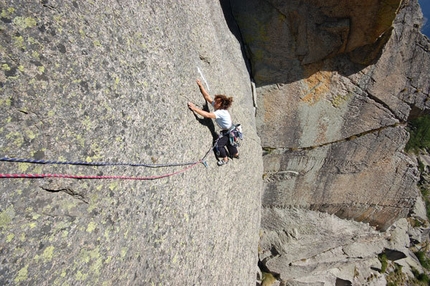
[407, 114, 430, 221]
[412, 267, 430, 284]
[386, 264, 407, 286]
[405, 115, 430, 153]
[418, 184, 430, 221]
[378, 253, 388, 273]
[261, 272, 277, 286]
[415, 250, 430, 270]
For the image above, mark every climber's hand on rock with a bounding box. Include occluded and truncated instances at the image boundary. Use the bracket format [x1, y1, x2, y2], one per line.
[188, 102, 195, 111]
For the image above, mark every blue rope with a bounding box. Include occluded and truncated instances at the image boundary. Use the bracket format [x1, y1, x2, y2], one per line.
[1, 136, 220, 169]
[0, 157, 197, 168]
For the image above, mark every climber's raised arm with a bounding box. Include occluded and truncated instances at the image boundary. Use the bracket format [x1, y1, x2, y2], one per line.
[196, 79, 213, 103]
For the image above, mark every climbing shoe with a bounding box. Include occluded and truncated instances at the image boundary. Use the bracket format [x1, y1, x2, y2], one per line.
[217, 159, 229, 166]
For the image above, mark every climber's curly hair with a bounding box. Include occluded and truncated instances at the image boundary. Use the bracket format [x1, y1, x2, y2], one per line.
[214, 94, 233, 110]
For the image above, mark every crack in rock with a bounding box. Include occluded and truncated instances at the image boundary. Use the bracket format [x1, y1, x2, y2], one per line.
[263, 122, 404, 152]
[40, 187, 89, 204]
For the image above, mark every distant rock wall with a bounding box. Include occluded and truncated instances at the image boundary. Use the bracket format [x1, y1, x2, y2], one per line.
[231, 0, 402, 85]
[0, 1, 262, 284]
[231, 0, 430, 283]
[231, 0, 428, 230]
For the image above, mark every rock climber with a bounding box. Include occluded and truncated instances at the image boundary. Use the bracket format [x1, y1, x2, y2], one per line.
[188, 79, 239, 166]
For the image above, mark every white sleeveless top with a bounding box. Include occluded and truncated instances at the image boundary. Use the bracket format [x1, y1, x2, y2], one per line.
[212, 101, 232, 130]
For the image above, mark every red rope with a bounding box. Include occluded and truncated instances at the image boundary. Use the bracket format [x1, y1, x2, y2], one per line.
[0, 161, 202, 180]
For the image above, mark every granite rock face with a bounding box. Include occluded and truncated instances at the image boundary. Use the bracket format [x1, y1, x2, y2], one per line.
[259, 208, 425, 284]
[231, 0, 427, 229]
[231, 0, 402, 85]
[0, 1, 262, 285]
[231, 0, 430, 283]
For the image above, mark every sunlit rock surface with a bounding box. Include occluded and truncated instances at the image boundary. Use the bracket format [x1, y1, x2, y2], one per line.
[0, 1, 262, 284]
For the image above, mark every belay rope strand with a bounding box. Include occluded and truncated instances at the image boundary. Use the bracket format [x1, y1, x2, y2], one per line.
[0, 139, 219, 180]
[0, 162, 200, 181]
[0, 157, 197, 168]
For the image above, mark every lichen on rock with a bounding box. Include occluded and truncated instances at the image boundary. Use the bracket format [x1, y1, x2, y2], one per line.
[0, 0, 262, 285]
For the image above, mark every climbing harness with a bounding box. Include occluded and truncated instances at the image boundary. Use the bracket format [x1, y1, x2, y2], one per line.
[229, 124, 243, 147]
[214, 124, 243, 155]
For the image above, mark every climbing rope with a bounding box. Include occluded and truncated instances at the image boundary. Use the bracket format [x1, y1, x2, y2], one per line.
[0, 161, 200, 180]
[0, 157, 196, 168]
[0, 139, 219, 180]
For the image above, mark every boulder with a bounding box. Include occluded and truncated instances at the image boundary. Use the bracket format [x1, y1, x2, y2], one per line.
[259, 207, 388, 282]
